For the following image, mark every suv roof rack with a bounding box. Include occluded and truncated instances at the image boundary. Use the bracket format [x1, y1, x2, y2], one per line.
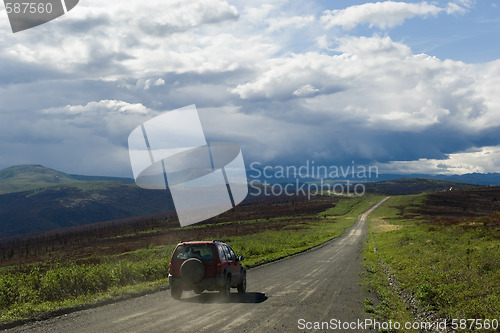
[212, 239, 225, 243]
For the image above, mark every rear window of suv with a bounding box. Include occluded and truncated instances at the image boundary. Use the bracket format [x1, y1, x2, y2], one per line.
[173, 244, 216, 260]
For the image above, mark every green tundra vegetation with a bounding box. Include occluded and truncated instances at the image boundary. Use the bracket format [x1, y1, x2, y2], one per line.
[364, 191, 500, 332]
[0, 194, 380, 324]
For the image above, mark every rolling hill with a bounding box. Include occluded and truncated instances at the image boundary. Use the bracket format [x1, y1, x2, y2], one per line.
[0, 164, 135, 195]
[0, 165, 175, 238]
[362, 177, 476, 195]
[0, 182, 176, 238]
[0, 165, 79, 194]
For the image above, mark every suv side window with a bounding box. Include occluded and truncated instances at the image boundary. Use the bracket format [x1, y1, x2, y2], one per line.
[217, 244, 227, 261]
[227, 246, 237, 261]
[223, 245, 233, 261]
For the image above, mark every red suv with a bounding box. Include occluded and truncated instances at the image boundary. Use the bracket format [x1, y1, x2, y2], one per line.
[168, 240, 247, 299]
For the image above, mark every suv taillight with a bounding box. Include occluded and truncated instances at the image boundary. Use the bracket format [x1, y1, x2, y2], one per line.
[168, 262, 172, 274]
[216, 262, 222, 274]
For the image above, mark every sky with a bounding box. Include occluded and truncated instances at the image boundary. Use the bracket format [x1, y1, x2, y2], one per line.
[1, 0, 500, 177]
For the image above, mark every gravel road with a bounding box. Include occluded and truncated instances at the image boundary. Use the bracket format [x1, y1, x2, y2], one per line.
[5, 197, 389, 333]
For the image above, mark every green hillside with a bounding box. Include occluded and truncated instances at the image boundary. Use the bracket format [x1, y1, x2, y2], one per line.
[0, 165, 78, 194]
[363, 177, 475, 195]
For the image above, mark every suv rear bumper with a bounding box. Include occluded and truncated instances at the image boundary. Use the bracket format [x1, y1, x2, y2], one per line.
[169, 273, 225, 291]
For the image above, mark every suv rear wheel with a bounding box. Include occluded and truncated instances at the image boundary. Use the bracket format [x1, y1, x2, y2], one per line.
[237, 271, 246, 294]
[171, 283, 182, 300]
[219, 275, 231, 298]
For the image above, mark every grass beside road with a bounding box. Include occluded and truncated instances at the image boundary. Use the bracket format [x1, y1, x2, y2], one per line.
[0, 194, 380, 324]
[0, 247, 175, 323]
[363, 194, 500, 331]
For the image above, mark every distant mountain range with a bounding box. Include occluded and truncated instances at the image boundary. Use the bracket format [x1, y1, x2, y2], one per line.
[247, 165, 500, 186]
[0, 164, 498, 238]
[363, 173, 500, 186]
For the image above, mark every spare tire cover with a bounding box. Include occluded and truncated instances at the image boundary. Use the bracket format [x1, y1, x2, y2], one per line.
[180, 258, 205, 283]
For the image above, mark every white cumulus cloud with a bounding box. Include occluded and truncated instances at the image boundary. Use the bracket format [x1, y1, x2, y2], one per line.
[231, 35, 500, 134]
[321, 1, 450, 30]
